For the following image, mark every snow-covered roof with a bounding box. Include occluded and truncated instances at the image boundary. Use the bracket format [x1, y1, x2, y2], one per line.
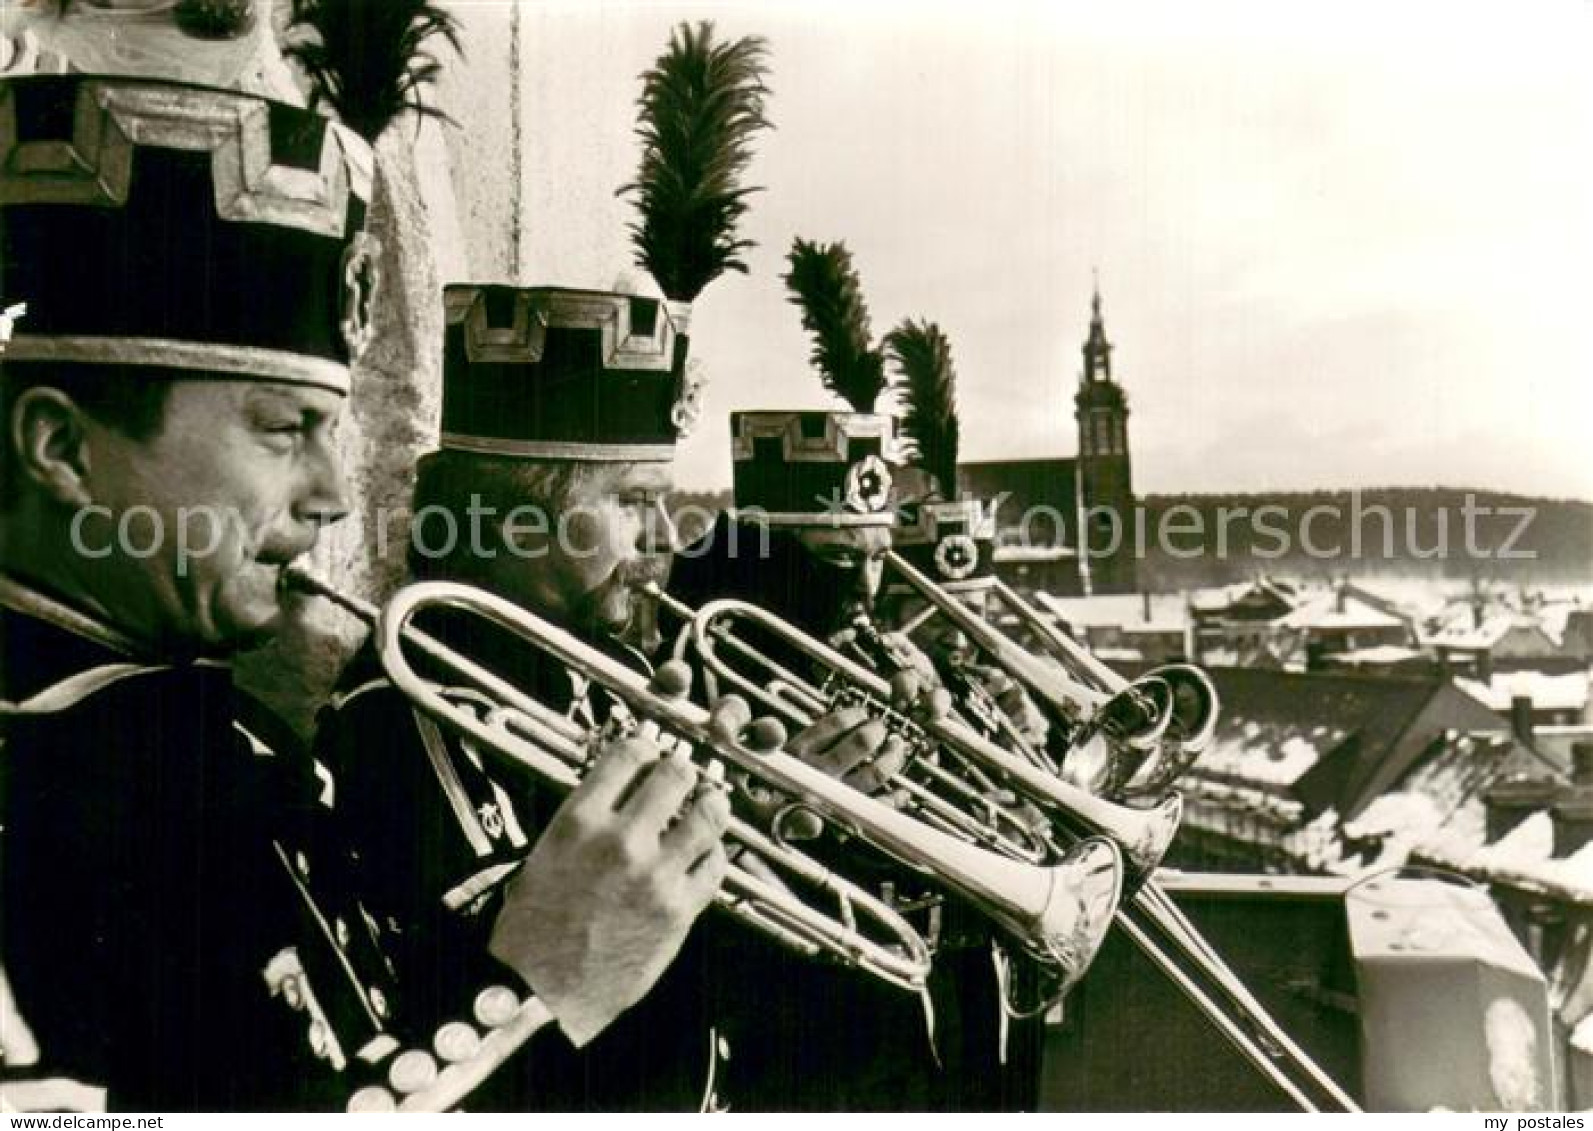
[1428, 813, 1593, 904]
[992, 545, 1075, 564]
[1454, 670, 1590, 713]
[1342, 790, 1444, 842]
[1345, 579, 1454, 623]
[1536, 601, 1587, 649]
[1187, 577, 1301, 615]
[1188, 582, 1256, 612]
[1280, 592, 1406, 632]
[1328, 645, 1427, 666]
[1427, 613, 1519, 650]
[1468, 811, 1554, 871]
[1091, 646, 1144, 664]
[1195, 720, 1346, 787]
[1033, 591, 1190, 632]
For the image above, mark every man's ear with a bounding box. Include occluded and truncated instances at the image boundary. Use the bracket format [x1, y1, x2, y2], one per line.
[9, 386, 96, 508]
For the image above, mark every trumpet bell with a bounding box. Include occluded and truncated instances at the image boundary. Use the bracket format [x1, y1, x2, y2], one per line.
[1093, 676, 1174, 751]
[1064, 676, 1174, 798]
[1112, 665, 1220, 801]
[1158, 664, 1220, 746]
[1054, 791, 1182, 886]
[1000, 836, 1124, 1015]
[1028, 836, 1124, 989]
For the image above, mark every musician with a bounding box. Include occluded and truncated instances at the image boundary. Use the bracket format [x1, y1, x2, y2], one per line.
[665, 410, 1044, 1111]
[316, 285, 908, 1110]
[880, 491, 1053, 755]
[0, 78, 726, 1111]
[883, 492, 1057, 1108]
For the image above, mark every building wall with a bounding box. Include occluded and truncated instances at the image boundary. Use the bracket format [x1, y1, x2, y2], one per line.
[1077, 446, 1138, 594]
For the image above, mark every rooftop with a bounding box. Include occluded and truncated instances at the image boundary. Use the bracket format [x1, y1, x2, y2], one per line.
[1455, 669, 1591, 713]
[1035, 591, 1190, 632]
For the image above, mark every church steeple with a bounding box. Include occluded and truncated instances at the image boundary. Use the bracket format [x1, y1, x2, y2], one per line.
[1072, 272, 1137, 594]
[1082, 270, 1113, 384]
[1075, 273, 1128, 458]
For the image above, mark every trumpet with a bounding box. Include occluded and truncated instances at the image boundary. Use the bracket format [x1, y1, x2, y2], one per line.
[651, 586, 1182, 884]
[286, 570, 1126, 1104]
[872, 562, 1358, 1112]
[885, 551, 1218, 802]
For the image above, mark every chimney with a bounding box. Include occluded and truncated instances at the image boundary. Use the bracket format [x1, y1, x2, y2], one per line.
[1571, 741, 1593, 789]
[1510, 695, 1535, 747]
[1552, 742, 1593, 856]
[1551, 793, 1593, 858]
[1483, 776, 1559, 842]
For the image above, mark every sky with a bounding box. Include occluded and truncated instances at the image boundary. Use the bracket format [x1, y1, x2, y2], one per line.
[494, 0, 1593, 500]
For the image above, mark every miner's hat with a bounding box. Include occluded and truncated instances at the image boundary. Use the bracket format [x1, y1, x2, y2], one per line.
[0, 74, 376, 394]
[729, 409, 898, 527]
[439, 284, 701, 461]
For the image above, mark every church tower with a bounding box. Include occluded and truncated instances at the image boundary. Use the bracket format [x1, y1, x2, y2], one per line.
[1073, 278, 1138, 594]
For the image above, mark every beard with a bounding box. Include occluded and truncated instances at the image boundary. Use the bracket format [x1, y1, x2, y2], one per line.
[571, 555, 672, 649]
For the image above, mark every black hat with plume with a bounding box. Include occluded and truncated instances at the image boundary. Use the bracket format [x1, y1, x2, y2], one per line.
[730, 238, 896, 526]
[441, 21, 770, 462]
[887, 318, 996, 590]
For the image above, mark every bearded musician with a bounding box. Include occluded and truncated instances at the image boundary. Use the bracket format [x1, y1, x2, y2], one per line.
[315, 283, 911, 1110]
[662, 258, 1078, 1109]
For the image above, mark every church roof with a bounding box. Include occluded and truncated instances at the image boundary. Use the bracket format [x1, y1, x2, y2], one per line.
[958, 458, 1078, 533]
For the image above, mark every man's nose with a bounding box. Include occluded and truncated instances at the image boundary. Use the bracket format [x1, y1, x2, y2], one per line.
[642, 498, 678, 553]
[859, 557, 884, 604]
[297, 442, 351, 529]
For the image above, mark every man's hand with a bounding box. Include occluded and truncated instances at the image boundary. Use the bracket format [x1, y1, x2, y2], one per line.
[487, 666, 733, 1047]
[784, 705, 911, 795]
[972, 663, 1051, 749]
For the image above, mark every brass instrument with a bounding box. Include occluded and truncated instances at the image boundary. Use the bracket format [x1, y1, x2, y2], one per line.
[873, 558, 1359, 1112]
[287, 570, 1126, 1107]
[652, 587, 1182, 884]
[885, 551, 1218, 802]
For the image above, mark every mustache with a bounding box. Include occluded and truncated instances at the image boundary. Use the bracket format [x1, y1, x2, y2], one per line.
[618, 555, 672, 590]
[255, 538, 319, 566]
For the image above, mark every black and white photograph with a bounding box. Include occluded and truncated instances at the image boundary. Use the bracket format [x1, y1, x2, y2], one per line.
[0, 0, 1589, 1114]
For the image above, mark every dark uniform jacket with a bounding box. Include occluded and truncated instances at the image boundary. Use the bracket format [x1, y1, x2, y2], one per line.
[667, 514, 1044, 1111]
[315, 605, 729, 1112]
[0, 577, 424, 1111]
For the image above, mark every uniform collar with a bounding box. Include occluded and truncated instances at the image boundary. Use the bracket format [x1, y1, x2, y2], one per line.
[0, 571, 146, 659]
[0, 573, 149, 705]
[0, 572, 234, 706]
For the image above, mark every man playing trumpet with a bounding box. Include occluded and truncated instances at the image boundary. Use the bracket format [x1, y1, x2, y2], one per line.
[318, 259, 934, 1107]
[662, 239, 1020, 1111]
[0, 74, 720, 1112]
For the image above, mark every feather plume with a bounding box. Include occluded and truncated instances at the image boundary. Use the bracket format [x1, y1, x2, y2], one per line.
[283, 0, 461, 142]
[887, 318, 960, 498]
[618, 21, 772, 303]
[783, 238, 886, 413]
